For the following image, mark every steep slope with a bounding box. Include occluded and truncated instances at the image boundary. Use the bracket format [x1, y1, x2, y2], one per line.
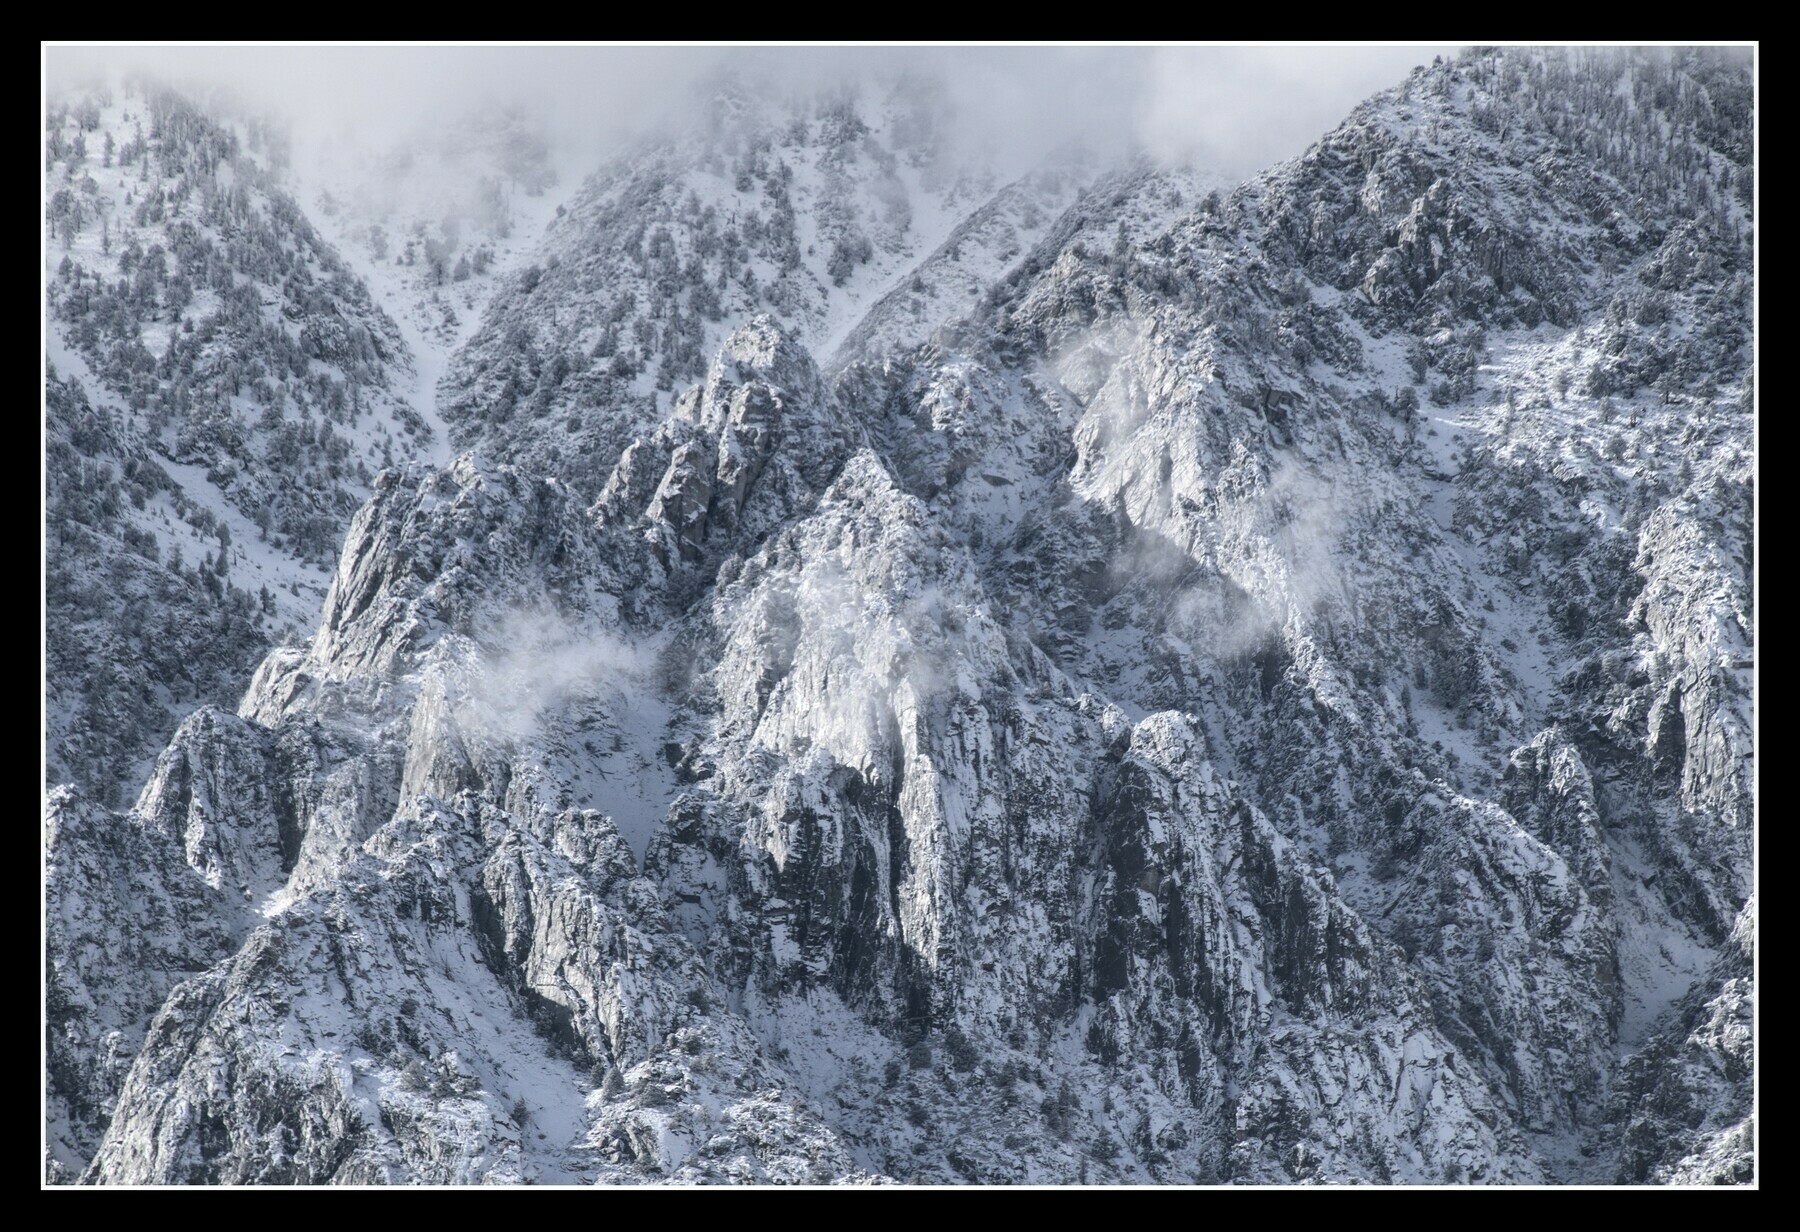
[53, 450, 885, 1184]
[858, 43, 1753, 1175]
[1605, 897, 1752, 1183]
[44, 80, 437, 804]
[47, 47, 1754, 1186]
[438, 77, 1085, 498]
[298, 101, 571, 459]
[57, 325, 1541, 1184]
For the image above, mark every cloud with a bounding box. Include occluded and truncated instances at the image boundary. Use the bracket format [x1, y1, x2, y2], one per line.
[43, 45, 721, 168]
[1164, 457, 1365, 658]
[1140, 45, 1460, 171]
[44, 44, 1463, 182]
[456, 606, 652, 745]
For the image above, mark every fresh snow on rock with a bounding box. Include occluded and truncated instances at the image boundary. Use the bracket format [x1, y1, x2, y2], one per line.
[46, 48, 1754, 1186]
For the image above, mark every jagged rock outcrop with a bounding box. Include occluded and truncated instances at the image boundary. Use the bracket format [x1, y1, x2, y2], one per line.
[594, 318, 864, 590]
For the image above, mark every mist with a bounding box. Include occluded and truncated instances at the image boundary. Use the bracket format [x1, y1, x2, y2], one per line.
[1140, 45, 1462, 169]
[43, 44, 1460, 183]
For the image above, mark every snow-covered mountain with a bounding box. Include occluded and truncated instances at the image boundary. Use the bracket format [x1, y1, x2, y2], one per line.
[44, 82, 439, 805]
[439, 76, 1092, 498]
[44, 47, 1754, 1185]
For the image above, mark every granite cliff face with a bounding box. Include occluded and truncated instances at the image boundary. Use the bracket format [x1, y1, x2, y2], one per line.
[47, 48, 1753, 1185]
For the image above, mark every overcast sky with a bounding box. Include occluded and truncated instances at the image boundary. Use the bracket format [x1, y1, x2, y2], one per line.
[43, 44, 1461, 179]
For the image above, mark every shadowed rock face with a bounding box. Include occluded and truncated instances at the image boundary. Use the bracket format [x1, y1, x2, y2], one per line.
[48, 48, 1752, 1186]
[1606, 899, 1754, 1184]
